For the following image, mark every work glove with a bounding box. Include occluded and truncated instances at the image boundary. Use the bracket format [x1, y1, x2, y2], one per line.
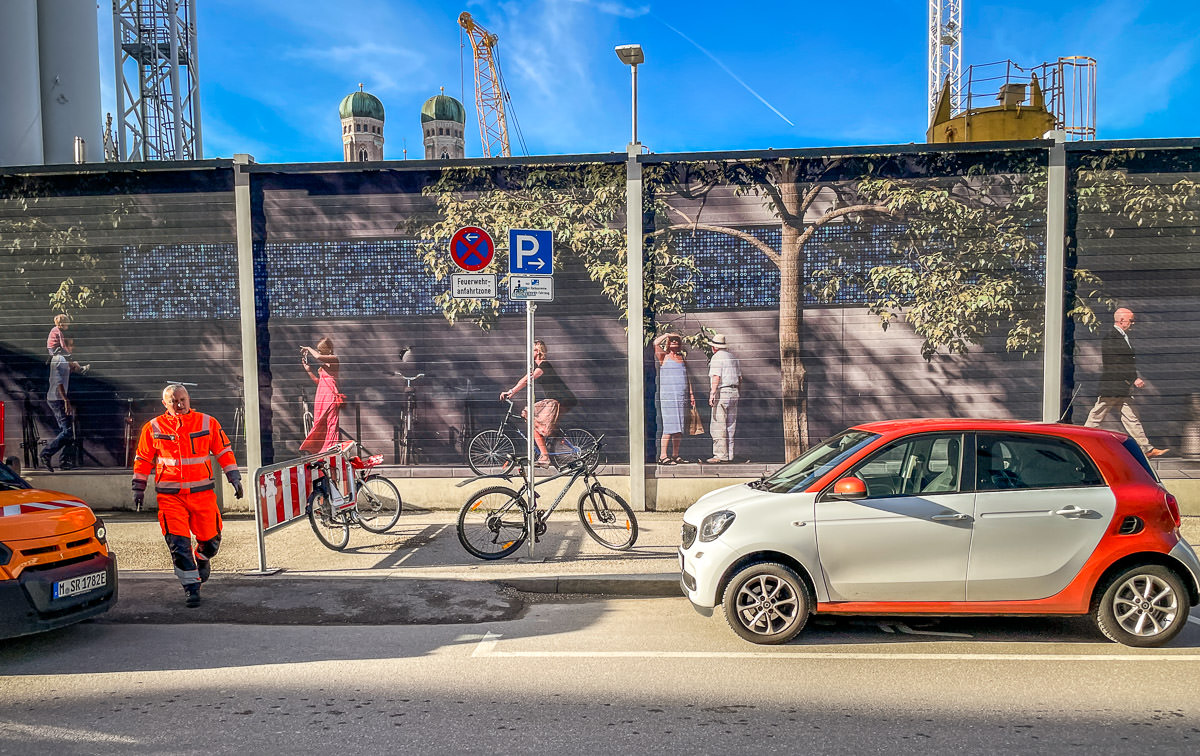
[227, 471, 244, 500]
[132, 479, 146, 512]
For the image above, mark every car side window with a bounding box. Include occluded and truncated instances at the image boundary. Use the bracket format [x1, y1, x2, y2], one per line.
[976, 434, 1104, 491]
[847, 434, 963, 498]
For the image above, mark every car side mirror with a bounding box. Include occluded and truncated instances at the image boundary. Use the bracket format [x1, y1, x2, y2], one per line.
[830, 476, 867, 500]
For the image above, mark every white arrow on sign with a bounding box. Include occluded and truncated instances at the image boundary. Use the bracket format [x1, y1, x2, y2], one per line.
[515, 233, 540, 269]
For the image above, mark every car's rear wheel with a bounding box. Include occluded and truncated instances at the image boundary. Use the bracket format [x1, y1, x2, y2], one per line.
[1094, 564, 1190, 648]
[721, 562, 812, 645]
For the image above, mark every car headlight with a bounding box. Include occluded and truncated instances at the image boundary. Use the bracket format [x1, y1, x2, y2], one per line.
[93, 517, 107, 544]
[699, 511, 735, 542]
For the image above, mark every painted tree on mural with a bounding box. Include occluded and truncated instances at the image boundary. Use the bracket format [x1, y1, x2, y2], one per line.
[646, 151, 1116, 457]
[403, 148, 1199, 460]
[0, 173, 130, 319]
[405, 162, 699, 330]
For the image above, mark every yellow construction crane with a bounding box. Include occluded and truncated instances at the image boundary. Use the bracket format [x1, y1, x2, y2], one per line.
[458, 11, 513, 158]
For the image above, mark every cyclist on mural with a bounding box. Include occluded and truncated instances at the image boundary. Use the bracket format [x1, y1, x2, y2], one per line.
[499, 339, 577, 467]
[300, 338, 345, 454]
[132, 384, 243, 608]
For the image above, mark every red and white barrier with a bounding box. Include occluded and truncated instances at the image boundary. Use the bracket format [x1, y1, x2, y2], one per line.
[250, 445, 357, 573]
[256, 451, 354, 534]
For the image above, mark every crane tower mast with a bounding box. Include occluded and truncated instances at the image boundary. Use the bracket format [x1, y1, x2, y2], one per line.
[928, 0, 962, 123]
[458, 12, 511, 158]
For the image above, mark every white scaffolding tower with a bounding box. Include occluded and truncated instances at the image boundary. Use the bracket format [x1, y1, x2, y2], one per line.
[112, 0, 202, 161]
[928, 0, 962, 123]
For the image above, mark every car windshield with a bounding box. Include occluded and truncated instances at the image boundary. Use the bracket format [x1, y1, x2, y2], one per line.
[758, 430, 879, 494]
[0, 463, 31, 491]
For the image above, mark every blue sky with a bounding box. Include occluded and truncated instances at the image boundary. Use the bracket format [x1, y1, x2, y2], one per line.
[98, 0, 1200, 163]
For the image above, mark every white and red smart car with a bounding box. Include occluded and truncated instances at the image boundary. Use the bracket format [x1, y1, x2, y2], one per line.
[680, 420, 1199, 647]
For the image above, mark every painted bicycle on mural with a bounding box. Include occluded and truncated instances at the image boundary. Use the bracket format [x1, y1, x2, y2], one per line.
[465, 398, 596, 476]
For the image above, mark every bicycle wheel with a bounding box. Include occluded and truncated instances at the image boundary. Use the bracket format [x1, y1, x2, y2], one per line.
[552, 428, 598, 471]
[467, 430, 516, 476]
[308, 490, 350, 551]
[355, 475, 403, 533]
[457, 486, 528, 560]
[578, 487, 638, 550]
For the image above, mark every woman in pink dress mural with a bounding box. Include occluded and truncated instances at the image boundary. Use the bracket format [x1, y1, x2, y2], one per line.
[300, 338, 345, 454]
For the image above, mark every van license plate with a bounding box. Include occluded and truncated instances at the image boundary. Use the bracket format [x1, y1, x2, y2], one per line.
[53, 571, 107, 599]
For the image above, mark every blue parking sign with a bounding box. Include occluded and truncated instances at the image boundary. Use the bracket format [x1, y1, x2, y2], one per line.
[509, 229, 553, 275]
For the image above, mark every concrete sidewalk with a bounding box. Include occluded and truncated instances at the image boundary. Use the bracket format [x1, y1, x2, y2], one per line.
[104, 508, 686, 597]
[105, 506, 1200, 598]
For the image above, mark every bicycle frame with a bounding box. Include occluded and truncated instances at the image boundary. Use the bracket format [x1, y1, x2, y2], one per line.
[308, 457, 357, 515]
[488, 453, 603, 539]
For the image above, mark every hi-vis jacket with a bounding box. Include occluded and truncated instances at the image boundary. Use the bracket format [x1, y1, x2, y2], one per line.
[133, 411, 238, 494]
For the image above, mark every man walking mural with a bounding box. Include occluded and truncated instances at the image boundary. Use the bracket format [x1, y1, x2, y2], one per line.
[706, 333, 742, 464]
[1084, 307, 1168, 458]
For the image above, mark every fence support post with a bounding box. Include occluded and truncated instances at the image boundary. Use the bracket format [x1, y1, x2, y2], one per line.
[1043, 132, 1067, 422]
[626, 143, 646, 510]
[233, 154, 264, 551]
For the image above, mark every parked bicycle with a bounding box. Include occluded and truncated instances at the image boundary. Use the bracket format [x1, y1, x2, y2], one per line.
[347, 440, 403, 534]
[456, 438, 637, 560]
[392, 371, 424, 465]
[466, 399, 597, 476]
[19, 384, 42, 469]
[306, 442, 403, 551]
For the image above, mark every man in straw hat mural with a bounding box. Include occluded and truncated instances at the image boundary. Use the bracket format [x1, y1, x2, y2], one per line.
[706, 333, 742, 464]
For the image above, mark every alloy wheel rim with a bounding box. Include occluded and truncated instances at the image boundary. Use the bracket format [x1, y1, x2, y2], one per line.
[1113, 574, 1178, 637]
[735, 575, 799, 635]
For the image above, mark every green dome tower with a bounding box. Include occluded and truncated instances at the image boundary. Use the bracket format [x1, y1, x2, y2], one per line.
[421, 88, 466, 160]
[340, 84, 385, 161]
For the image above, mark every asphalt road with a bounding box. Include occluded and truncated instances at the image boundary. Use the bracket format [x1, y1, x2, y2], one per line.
[3, 596, 1200, 754]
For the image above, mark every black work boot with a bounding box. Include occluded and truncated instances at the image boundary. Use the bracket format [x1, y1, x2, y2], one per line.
[197, 559, 211, 584]
[184, 584, 201, 608]
[39, 451, 54, 473]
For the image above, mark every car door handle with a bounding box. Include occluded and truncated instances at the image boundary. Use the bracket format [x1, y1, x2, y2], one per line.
[1052, 505, 1091, 517]
[931, 513, 971, 522]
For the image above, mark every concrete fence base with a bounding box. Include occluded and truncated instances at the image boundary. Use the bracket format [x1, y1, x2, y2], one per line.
[20, 469, 1200, 516]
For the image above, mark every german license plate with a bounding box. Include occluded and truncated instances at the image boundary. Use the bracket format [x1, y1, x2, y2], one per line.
[679, 548, 685, 572]
[53, 570, 107, 599]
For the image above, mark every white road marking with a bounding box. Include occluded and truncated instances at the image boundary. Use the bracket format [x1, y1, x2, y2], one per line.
[472, 631, 503, 657]
[472, 633, 1200, 662]
[1188, 616, 1200, 628]
[389, 524, 448, 567]
[0, 721, 139, 744]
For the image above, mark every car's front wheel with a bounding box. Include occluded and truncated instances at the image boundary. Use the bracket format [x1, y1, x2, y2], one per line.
[721, 562, 812, 645]
[1094, 564, 1190, 648]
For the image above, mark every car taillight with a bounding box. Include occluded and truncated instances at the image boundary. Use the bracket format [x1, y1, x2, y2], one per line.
[1165, 493, 1181, 528]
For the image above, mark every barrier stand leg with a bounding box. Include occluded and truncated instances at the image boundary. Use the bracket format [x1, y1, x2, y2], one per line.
[243, 465, 283, 576]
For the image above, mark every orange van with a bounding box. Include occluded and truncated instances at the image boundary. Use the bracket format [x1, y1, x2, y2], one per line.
[0, 461, 118, 638]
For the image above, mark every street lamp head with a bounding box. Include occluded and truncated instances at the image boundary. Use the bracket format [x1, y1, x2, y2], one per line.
[614, 44, 644, 66]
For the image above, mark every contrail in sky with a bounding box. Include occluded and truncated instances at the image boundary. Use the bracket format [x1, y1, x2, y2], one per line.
[657, 18, 796, 127]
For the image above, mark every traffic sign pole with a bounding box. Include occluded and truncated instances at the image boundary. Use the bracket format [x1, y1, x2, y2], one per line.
[525, 301, 537, 559]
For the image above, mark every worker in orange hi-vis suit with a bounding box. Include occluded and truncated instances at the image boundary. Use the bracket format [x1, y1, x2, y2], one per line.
[132, 384, 243, 608]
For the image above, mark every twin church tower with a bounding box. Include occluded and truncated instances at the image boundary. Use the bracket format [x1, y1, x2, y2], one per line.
[339, 85, 465, 162]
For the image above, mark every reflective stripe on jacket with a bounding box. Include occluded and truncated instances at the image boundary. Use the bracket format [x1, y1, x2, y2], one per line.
[132, 411, 238, 491]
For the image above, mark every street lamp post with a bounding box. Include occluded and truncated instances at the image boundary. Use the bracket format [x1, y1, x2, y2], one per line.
[615, 43, 646, 511]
